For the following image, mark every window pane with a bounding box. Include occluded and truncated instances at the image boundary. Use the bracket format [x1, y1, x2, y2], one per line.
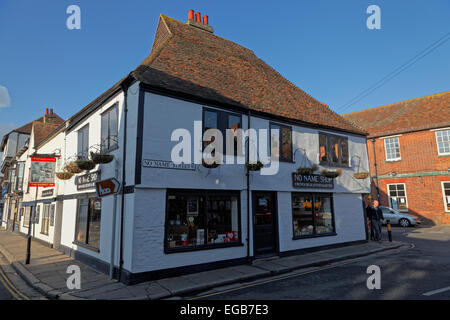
[87, 198, 101, 248]
[206, 196, 239, 244]
[330, 136, 339, 163]
[280, 126, 292, 161]
[204, 111, 218, 130]
[109, 107, 118, 149]
[340, 138, 348, 166]
[319, 134, 328, 163]
[228, 115, 241, 156]
[101, 113, 109, 150]
[292, 194, 314, 236]
[167, 195, 205, 248]
[314, 195, 334, 234]
[76, 199, 89, 243]
[270, 124, 280, 159]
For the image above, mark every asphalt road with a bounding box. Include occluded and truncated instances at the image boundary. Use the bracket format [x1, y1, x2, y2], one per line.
[191, 225, 450, 300]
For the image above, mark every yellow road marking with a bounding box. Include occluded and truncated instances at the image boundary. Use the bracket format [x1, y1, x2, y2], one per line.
[188, 261, 355, 300]
[0, 266, 30, 300]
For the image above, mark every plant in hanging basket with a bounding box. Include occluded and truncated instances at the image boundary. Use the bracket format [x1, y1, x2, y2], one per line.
[245, 161, 264, 171]
[90, 152, 114, 164]
[75, 159, 96, 171]
[296, 164, 319, 175]
[202, 160, 221, 169]
[64, 161, 83, 174]
[321, 168, 342, 179]
[353, 172, 370, 179]
[56, 171, 74, 180]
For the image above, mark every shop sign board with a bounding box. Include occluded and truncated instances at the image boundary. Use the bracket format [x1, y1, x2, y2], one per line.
[76, 171, 101, 190]
[29, 157, 56, 187]
[292, 173, 334, 189]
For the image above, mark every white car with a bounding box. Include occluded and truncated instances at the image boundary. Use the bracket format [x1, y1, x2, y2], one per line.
[380, 206, 419, 227]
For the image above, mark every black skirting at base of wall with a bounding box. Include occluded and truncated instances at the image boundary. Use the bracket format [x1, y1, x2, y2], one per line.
[57, 238, 367, 285]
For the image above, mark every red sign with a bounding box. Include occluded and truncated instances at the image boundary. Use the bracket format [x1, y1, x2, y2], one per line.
[95, 178, 121, 198]
[29, 157, 56, 187]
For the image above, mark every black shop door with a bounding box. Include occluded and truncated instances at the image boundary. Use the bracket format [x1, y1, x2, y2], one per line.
[253, 192, 278, 258]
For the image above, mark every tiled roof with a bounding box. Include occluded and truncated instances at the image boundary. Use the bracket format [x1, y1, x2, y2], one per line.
[343, 91, 450, 138]
[131, 15, 365, 135]
[32, 119, 64, 147]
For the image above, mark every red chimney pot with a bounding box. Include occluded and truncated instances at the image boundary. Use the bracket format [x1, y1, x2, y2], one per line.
[45, 108, 49, 115]
[195, 12, 201, 23]
[203, 15, 209, 25]
[188, 9, 194, 21]
[50, 108, 54, 115]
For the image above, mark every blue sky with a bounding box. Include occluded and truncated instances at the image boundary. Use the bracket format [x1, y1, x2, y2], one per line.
[0, 0, 449, 137]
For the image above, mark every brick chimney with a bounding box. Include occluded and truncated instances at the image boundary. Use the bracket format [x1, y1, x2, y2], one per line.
[186, 9, 214, 33]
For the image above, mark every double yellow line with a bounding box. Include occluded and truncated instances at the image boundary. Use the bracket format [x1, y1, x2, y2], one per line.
[0, 266, 30, 300]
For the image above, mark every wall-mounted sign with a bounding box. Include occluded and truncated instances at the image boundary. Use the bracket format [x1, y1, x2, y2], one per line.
[292, 173, 334, 189]
[76, 171, 101, 191]
[41, 189, 54, 197]
[142, 159, 197, 171]
[29, 157, 56, 187]
[95, 178, 120, 198]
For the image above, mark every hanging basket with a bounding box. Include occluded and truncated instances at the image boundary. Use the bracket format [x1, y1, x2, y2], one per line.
[65, 161, 83, 174]
[56, 172, 74, 180]
[354, 172, 370, 179]
[202, 161, 221, 169]
[296, 164, 319, 175]
[75, 159, 96, 171]
[90, 152, 114, 164]
[321, 168, 342, 179]
[245, 161, 264, 171]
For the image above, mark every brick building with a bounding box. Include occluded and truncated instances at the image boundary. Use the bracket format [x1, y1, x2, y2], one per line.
[344, 92, 450, 225]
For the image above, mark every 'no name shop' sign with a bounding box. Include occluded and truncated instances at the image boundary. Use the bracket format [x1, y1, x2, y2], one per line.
[292, 173, 334, 189]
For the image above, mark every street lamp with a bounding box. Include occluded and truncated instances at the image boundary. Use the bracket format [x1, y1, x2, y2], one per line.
[371, 138, 380, 201]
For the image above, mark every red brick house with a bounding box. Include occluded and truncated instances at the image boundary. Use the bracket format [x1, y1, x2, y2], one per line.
[343, 92, 450, 225]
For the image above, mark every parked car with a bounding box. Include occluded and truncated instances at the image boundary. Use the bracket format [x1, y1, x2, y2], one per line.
[380, 206, 419, 227]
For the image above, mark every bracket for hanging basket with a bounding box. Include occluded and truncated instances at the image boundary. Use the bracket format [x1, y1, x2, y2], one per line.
[245, 161, 264, 171]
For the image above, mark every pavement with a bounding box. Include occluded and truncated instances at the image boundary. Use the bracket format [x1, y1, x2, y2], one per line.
[0, 229, 406, 300]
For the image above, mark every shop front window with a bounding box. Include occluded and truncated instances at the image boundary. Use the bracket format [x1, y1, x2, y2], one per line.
[166, 191, 240, 252]
[292, 193, 335, 238]
[75, 197, 102, 249]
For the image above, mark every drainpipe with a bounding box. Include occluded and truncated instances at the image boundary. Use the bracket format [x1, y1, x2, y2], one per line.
[371, 138, 380, 201]
[246, 110, 251, 262]
[118, 79, 131, 282]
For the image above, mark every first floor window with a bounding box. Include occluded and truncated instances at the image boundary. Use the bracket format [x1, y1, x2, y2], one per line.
[166, 190, 240, 251]
[388, 183, 408, 211]
[75, 197, 102, 248]
[270, 123, 292, 162]
[101, 104, 119, 152]
[384, 137, 401, 161]
[292, 193, 335, 237]
[436, 130, 450, 155]
[442, 182, 450, 212]
[41, 204, 50, 235]
[319, 133, 349, 167]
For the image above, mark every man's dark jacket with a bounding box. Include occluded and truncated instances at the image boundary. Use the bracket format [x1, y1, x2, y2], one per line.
[367, 206, 384, 221]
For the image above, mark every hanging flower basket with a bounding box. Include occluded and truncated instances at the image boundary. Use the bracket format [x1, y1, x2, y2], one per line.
[321, 168, 342, 179]
[296, 164, 319, 175]
[354, 172, 370, 179]
[65, 161, 83, 174]
[245, 161, 264, 171]
[90, 152, 114, 164]
[75, 159, 96, 171]
[56, 172, 74, 180]
[202, 161, 221, 169]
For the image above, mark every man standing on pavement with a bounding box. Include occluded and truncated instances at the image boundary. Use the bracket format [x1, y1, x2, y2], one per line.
[369, 200, 384, 243]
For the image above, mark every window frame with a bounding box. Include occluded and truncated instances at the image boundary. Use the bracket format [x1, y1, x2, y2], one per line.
[41, 204, 50, 235]
[164, 189, 243, 254]
[387, 183, 409, 212]
[100, 104, 119, 153]
[384, 136, 402, 161]
[291, 192, 337, 240]
[319, 132, 350, 167]
[202, 107, 242, 158]
[74, 196, 102, 252]
[15, 162, 25, 191]
[441, 181, 450, 213]
[435, 129, 450, 156]
[77, 124, 90, 160]
[270, 122, 293, 163]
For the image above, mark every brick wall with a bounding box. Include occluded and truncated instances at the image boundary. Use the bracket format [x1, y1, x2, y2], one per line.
[367, 129, 450, 225]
